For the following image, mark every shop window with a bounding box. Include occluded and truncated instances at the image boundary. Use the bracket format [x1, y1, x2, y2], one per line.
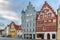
[37, 34, 41, 38]
[37, 34, 44, 39]
[52, 34, 55, 39]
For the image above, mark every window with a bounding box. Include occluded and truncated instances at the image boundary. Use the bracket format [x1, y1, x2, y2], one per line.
[48, 13, 51, 17]
[24, 29, 25, 32]
[48, 19, 52, 23]
[27, 24, 28, 27]
[52, 14, 54, 17]
[44, 20, 47, 23]
[33, 28, 34, 32]
[38, 16, 40, 19]
[37, 34, 41, 38]
[40, 27, 43, 31]
[26, 20, 29, 22]
[44, 9, 49, 13]
[30, 14, 32, 16]
[39, 21, 44, 24]
[53, 19, 56, 22]
[37, 34, 44, 39]
[30, 29, 31, 32]
[27, 29, 28, 32]
[52, 34, 55, 39]
[33, 23, 35, 26]
[40, 15, 43, 19]
[30, 22, 32, 27]
[53, 26, 56, 30]
[58, 13, 60, 17]
[27, 14, 29, 16]
[44, 14, 47, 18]
[59, 21, 60, 24]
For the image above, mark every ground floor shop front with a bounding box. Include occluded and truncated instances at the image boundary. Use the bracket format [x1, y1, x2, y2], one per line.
[36, 32, 56, 40]
[22, 32, 35, 39]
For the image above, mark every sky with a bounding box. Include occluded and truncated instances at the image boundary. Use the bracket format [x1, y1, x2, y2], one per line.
[0, 0, 60, 29]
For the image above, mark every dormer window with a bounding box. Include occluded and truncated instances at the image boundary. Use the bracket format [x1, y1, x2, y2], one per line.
[44, 9, 49, 13]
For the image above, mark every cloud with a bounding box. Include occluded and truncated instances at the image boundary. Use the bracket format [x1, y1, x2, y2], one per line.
[0, 0, 21, 29]
[0, 10, 20, 20]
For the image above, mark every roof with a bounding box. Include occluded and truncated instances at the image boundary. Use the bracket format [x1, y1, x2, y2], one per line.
[8, 21, 22, 30]
[0, 30, 4, 32]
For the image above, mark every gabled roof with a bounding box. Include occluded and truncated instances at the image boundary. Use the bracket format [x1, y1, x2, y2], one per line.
[7, 21, 22, 30]
[40, 1, 56, 16]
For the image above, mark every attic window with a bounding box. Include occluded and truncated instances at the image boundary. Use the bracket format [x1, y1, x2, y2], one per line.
[48, 13, 51, 17]
[44, 9, 49, 13]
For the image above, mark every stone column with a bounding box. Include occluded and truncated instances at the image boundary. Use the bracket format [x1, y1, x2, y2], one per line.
[44, 33, 47, 39]
[50, 33, 52, 39]
[22, 34, 24, 39]
[32, 34, 33, 39]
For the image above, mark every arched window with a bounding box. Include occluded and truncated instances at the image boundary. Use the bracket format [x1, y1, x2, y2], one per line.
[33, 28, 34, 32]
[48, 13, 51, 17]
[40, 15, 43, 19]
[47, 33, 50, 39]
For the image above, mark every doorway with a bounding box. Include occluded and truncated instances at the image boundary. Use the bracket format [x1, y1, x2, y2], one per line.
[47, 33, 50, 39]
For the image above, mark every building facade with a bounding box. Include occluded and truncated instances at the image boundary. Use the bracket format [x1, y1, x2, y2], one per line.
[5, 26, 10, 36]
[7, 22, 22, 38]
[36, 1, 57, 40]
[16, 25, 22, 37]
[2, 28, 6, 37]
[57, 6, 60, 40]
[21, 2, 36, 39]
[9, 22, 17, 37]
[0, 30, 3, 36]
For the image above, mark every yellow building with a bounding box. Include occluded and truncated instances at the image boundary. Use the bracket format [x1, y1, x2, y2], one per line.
[7, 22, 22, 38]
[57, 5, 60, 40]
[9, 22, 17, 37]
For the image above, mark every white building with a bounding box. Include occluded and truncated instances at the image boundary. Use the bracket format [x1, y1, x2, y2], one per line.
[21, 2, 36, 39]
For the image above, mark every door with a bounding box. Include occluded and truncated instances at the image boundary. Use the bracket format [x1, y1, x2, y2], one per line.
[47, 33, 50, 39]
